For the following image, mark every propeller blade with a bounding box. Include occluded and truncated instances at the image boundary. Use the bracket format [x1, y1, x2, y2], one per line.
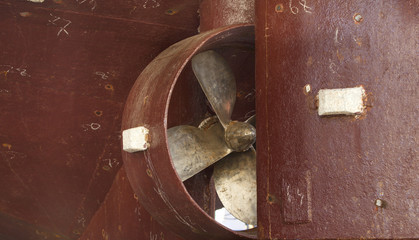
[213, 148, 257, 225]
[192, 50, 236, 129]
[168, 122, 232, 181]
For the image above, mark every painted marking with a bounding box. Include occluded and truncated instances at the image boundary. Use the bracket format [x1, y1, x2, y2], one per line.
[0, 65, 31, 77]
[48, 13, 71, 37]
[102, 158, 119, 168]
[329, 61, 338, 74]
[286, 185, 292, 202]
[289, 0, 312, 14]
[75, 0, 97, 10]
[335, 28, 339, 43]
[82, 123, 101, 131]
[282, 170, 312, 223]
[297, 188, 304, 206]
[27, 0, 44, 2]
[143, 0, 160, 8]
[16, 68, 30, 77]
[289, 0, 299, 14]
[77, 216, 86, 227]
[134, 206, 142, 222]
[94, 71, 109, 80]
[0, 151, 27, 161]
[149, 232, 158, 240]
[298, 0, 312, 13]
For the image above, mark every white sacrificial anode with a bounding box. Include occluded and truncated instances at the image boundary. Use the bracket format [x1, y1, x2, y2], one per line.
[122, 126, 150, 153]
[317, 86, 366, 116]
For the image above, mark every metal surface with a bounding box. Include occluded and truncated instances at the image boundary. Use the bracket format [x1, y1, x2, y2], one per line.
[192, 50, 236, 129]
[0, 0, 199, 239]
[172, 48, 257, 224]
[168, 122, 231, 181]
[199, 0, 255, 32]
[224, 121, 256, 152]
[256, 0, 418, 239]
[122, 24, 255, 240]
[79, 168, 184, 240]
[213, 148, 257, 225]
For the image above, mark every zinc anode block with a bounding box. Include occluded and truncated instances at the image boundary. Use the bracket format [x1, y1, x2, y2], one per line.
[318, 87, 365, 116]
[122, 126, 149, 153]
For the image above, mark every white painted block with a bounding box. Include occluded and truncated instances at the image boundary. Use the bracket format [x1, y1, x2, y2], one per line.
[122, 126, 149, 153]
[318, 86, 365, 116]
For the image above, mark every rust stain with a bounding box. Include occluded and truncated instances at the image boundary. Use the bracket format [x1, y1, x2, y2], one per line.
[101, 229, 109, 240]
[266, 193, 277, 204]
[165, 9, 179, 16]
[104, 84, 114, 91]
[0, 70, 8, 80]
[94, 110, 103, 116]
[336, 50, 344, 62]
[259, 225, 264, 239]
[2, 143, 12, 150]
[275, 4, 284, 13]
[19, 12, 32, 17]
[72, 229, 81, 236]
[236, 90, 245, 98]
[306, 56, 313, 66]
[102, 165, 111, 171]
[146, 169, 152, 177]
[354, 37, 363, 46]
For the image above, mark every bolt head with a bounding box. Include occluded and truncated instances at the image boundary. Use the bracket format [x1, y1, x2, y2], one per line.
[304, 84, 311, 94]
[375, 198, 386, 208]
[354, 13, 363, 23]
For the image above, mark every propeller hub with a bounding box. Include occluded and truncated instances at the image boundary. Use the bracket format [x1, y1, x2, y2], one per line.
[224, 121, 256, 152]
